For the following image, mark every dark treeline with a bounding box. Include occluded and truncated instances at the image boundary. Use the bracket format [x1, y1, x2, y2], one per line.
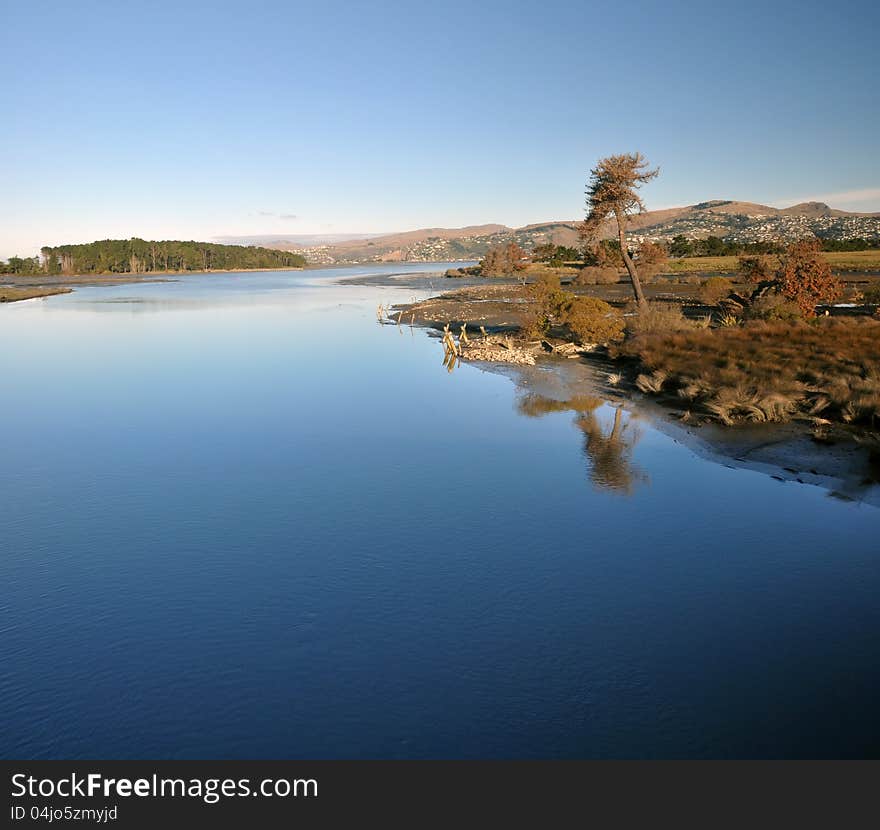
[667, 234, 880, 258]
[1, 239, 306, 275]
[508, 236, 880, 272]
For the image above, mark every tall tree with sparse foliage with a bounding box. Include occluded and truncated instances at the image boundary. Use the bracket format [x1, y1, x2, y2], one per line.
[581, 153, 658, 307]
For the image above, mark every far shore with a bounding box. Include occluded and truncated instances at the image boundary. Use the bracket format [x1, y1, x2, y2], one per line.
[0, 266, 308, 303]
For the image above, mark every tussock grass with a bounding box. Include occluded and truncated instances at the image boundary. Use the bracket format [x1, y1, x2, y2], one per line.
[699, 276, 734, 304]
[635, 370, 668, 394]
[626, 302, 694, 336]
[614, 317, 880, 427]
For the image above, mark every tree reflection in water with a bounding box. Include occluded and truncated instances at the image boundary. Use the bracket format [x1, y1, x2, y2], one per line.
[516, 393, 647, 495]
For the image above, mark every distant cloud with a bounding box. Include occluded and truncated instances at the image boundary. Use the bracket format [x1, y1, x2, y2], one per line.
[254, 210, 299, 220]
[774, 187, 880, 208]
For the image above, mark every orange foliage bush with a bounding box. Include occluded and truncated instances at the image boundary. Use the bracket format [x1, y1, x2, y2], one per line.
[777, 239, 842, 317]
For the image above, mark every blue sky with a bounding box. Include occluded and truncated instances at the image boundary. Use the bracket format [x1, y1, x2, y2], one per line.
[2, 0, 878, 257]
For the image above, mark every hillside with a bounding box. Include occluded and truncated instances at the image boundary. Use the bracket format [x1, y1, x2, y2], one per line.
[290, 201, 880, 264]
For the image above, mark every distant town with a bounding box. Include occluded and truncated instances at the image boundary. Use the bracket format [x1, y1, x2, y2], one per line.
[290, 203, 880, 265]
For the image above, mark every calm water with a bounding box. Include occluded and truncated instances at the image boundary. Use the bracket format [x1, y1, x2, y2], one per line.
[2, 265, 878, 759]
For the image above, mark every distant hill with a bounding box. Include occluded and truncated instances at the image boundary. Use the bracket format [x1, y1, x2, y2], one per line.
[289, 201, 880, 264]
[217, 233, 387, 247]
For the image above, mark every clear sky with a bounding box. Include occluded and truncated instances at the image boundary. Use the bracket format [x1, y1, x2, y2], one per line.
[2, 0, 878, 258]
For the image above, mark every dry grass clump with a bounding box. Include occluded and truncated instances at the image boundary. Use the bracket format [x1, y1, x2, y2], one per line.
[626, 302, 694, 336]
[699, 276, 734, 304]
[616, 317, 880, 427]
[635, 369, 668, 394]
[575, 266, 619, 285]
[704, 387, 801, 426]
[742, 293, 803, 323]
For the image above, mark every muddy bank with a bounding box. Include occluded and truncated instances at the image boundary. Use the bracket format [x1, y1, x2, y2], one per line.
[398, 283, 534, 332]
[1, 285, 73, 303]
[0, 273, 176, 302]
[1, 273, 176, 288]
[0, 266, 307, 301]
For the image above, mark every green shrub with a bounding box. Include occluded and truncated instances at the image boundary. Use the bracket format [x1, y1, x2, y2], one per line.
[561, 296, 625, 344]
[522, 273, 569, 337]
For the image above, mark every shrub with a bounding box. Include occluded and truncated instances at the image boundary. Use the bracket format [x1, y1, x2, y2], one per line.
[699, 276, 734, 304]
[561, 296, 625, 344]
[481, 242, 528, 277]
[530, 270, 562, 295]
[743, 293, 803, 323]
[584, 239, 625, 268]
[738, 254, 774, 282]
[525, 264, 570, 283]
[521, 273, 568, 337]
[777, 239, 842, 317]
[861, 282, 880, 305]
[575, 266, 619, 286]
[638, 241, 668, 266]
[626, 302, 693, 337]
[636, 242, 669, 282]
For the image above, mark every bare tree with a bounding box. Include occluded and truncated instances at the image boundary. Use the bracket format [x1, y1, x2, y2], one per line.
[582, 153, 658, 307]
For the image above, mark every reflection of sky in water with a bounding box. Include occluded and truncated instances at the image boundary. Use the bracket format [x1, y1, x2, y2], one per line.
[2, 266, 879, 759]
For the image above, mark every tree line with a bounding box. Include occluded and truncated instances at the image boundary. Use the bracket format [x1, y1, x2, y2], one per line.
[1, 239, 306, 275]
[667, 235, 878, 258]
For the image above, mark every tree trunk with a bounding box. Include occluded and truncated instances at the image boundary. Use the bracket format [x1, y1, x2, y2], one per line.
[615, 210, 646, 307]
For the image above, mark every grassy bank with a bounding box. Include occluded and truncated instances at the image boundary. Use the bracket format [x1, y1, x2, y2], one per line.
[664, 250, 880, 274]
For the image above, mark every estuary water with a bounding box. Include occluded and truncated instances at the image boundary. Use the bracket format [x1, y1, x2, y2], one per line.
[2, 264, 878, 759]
